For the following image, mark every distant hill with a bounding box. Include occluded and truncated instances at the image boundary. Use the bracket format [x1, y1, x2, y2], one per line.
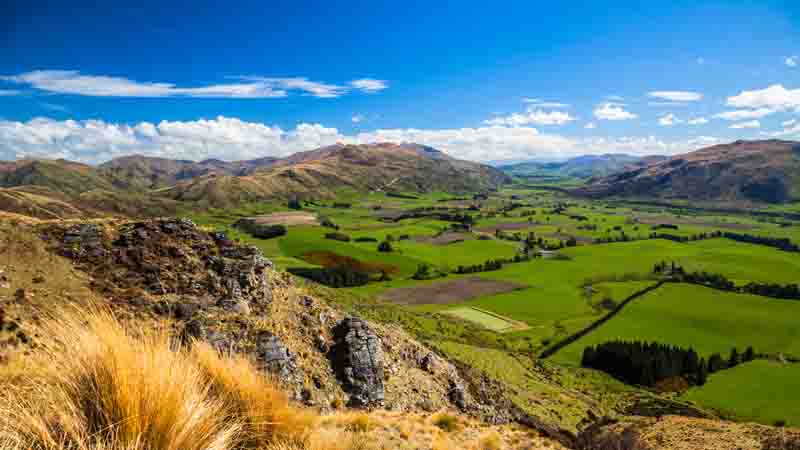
[501, 153, 658, 179]
[0, 142, 509, 216]
[162, 143, 510, 208]
[98, 155, 279, 190]
[573, 140, 800, 203]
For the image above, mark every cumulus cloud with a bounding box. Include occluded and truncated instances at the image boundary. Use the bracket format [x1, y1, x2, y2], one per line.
[1, 70, 388, 99]
[648, 91, 703, 102]
[786, 56, 798, 68]
[351, 114, 365, 123]
[687, 117, 708, 125]
[0, 116, 728, 165]
[713, 108, 775, 120]
[484, 109, 577, 126]
[584, 122, 597, 129]
[522, 98, 570, 108]
[593, 102, 638, 121]
[348, 78, 388, 92]
[658, 113, 682, 126]
[783, 119, 797, 127]
[726, 84, 800, 112]
[729, 120, 760, 129]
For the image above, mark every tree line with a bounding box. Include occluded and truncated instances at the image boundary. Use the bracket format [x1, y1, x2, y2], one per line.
[654, 261, 800, 301]
[581, 340, 757, 388]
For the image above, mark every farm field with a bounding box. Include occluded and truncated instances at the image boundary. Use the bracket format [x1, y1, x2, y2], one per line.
[682, 360, 800, 427]
[187, 183, 800, 429]
[553, 283, 800, 365]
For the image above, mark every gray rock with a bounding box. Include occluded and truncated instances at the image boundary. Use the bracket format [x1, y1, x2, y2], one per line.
[256, 331, 298, 381]
[330, 317, 385, 407]
[448, 381, 467, 410]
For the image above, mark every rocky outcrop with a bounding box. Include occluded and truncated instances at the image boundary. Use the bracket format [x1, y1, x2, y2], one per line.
[330, 317, 385, 407]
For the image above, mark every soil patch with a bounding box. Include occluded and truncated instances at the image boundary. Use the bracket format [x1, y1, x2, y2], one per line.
[301, 250, 399, 274]
[379, 276, 527, 305]
[414, 231, 474, 245]
[246, 212, 319, 226]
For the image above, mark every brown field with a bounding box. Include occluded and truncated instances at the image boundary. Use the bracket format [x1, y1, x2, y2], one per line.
[247, 211, 319, 226]
[414, 231, 474, 245]
[379, 276, 527, 305]
[476, 221, 535, 232]
[301, 250, 399, 274]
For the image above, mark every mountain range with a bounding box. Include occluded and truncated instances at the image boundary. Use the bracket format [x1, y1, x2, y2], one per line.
[0, 142, 510, 218]
[499, 154, 667, 179]
[574, 140, 800, 204]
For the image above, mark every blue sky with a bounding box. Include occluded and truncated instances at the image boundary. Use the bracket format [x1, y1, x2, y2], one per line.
[1, 0, 800, 163]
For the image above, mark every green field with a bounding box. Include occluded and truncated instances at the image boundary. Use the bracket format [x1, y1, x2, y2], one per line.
[682, 360, 800, 427]
[553, 283, 800, 365]
[443, 307, 521, 332]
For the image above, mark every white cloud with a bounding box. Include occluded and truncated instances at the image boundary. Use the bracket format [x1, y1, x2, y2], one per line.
[783, 119, 797, 127]
[593, 102, 638, 121]
[522, 98, 569, 108]
[648, 91, 703, 102]
[605, 95, 625, 102]
[658, 113, 682, 126]
[584, 122, 596, 129]
[713, 108, 775, 120]
[484, 109, 577, 126]
[687, 117, 708, 125]
[2, 116, 722, 165]
[726, 84, 800, 112]
[1, 70, 388, 99]
[351, 114, 365, 123]
[729, 120, 761, 129]
[786, 56, 798, 68]
[0, 89, 20, 96]
[348, 78, 388, 92]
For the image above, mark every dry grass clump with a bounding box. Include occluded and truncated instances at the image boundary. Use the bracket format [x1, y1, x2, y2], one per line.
[431, 412, 460, 432]
[0, 307, 332, 450]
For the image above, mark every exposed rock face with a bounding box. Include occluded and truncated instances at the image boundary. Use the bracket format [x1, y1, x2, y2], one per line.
[330, 317, 385, 407]
[256, 330, 298, 381]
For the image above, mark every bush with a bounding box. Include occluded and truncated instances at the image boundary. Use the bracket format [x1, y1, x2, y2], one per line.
[251, 224, 287, 239]
[432, 413, 459, 432]
[377, 241, 393, 252]
[325, 232, 351, 242]
[287, 198, 302, 210]
[0, 308, 316, 450]
[320, 216, 339, 229]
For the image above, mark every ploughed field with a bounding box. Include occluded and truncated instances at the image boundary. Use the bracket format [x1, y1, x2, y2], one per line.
[190, 186, 800, 428]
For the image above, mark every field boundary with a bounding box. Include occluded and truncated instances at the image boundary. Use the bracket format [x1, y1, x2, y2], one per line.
[447, 306, 530, 333]
[540, 280, 666, 359]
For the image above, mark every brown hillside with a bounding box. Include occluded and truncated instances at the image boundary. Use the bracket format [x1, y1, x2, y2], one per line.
[574, 140, 800, 204]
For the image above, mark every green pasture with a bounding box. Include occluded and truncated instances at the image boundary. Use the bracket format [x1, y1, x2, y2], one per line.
[682, 359, 800, 427]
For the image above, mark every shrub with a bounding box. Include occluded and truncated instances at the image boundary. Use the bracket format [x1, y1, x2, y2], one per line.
[432, 413, 459, 432]
[287, 198, 302, 210]
[377, 241, 393, 252]
[252, 224, 287, 239]
[320, 217, 339, 229]
[325, 232, 351, 242]
[0, 307, 315, 450]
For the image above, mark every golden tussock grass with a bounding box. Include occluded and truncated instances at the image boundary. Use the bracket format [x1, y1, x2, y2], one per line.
[0, 306, 359, 450]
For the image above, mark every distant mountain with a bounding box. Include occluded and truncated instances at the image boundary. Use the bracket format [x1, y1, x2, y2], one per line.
[501, 153, 657, 178]
[573, 139, 800, 203]
[98, 155, 279, 190]
[162, 143, 510, 207]
[0, 142, 509, 216]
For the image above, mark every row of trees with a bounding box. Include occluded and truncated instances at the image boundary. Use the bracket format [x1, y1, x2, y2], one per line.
[721, 232, 800, 252]
[287, 266, 370, 288]
[654, 261, 800, 301]
[581, 340, 757, 388]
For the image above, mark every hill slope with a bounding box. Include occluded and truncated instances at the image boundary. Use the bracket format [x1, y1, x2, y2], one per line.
[162, 143, 510, 207]
[573, 140, 800, 203]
